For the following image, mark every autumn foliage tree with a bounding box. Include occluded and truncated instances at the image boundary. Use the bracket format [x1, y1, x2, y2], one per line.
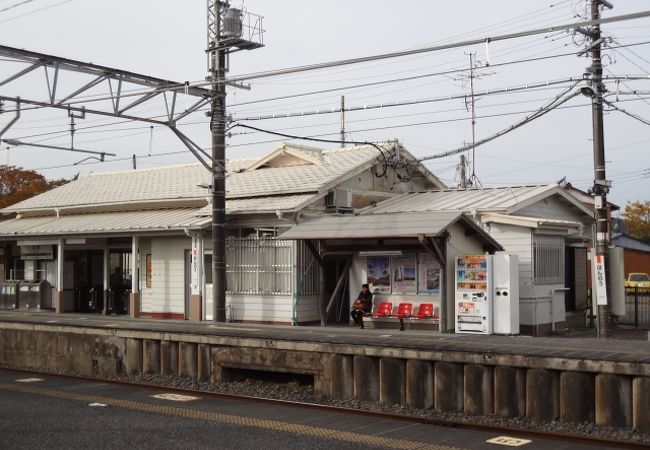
[622, 200, 650, 244]
[0, 165, 70, 209]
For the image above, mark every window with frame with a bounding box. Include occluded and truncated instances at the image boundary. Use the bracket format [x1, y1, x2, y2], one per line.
[533, 235, 564, 284]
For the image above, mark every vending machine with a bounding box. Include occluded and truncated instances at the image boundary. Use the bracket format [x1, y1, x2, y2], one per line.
[455, 253, 520, 335]
[455, 255, 492, 334]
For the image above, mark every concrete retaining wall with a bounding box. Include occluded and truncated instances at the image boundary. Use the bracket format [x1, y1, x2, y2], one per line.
[0, 322, 649, 432]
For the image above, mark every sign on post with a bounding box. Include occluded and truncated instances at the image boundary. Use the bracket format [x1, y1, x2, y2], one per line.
[593, 254, 608, 306]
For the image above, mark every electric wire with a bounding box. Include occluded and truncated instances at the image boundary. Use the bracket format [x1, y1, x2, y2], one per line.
[233, 77, 584, 122]
[245, 2, 574, 86]
[603, 98, 650, 126]
[226, 41, 650, 115]
[1, 4, 644, 185]
[0, 0, 36, 13]
[0, 0, 71, 24]
[224, 11, 650, 84]
[19, 94, 650, 176]
[10, 93, 650, 165]
[0, 40, 648, 123]
[417, 81, 583, 162]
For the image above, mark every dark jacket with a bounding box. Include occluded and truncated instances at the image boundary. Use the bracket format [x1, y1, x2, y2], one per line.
[354, 290, 373, 313]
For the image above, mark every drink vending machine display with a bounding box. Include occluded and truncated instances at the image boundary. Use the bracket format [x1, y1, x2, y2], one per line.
[455, 255, 492, 334]
[455, 253, 520, 335]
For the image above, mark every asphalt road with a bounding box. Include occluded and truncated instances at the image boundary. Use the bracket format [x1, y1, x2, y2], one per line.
[0, 369, 617, 450]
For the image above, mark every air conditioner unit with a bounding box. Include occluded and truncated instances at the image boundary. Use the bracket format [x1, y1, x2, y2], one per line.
[325, 188, 353, 214]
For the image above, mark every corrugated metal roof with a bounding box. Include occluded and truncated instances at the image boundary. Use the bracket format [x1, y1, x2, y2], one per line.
[364, 184, 594, 219]
[278, 210, 500, 244]
[280, 211, 464, 239]
[3, 143, 385, 213]
[0, 209, 208, 236]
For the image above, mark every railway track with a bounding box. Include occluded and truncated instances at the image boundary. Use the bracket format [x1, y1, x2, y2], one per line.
[1, 366, 647, 449]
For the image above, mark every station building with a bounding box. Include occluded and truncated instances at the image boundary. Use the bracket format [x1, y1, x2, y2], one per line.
[0, 141, 444, 324]
[0, 142, 596, 335]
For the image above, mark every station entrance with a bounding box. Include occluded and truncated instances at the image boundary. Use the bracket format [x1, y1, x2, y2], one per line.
[63, 249, 132, 314]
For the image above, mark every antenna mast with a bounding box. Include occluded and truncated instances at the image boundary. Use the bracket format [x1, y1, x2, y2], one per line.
[467, 53, 481, 187]
[340, 95, 346, 147]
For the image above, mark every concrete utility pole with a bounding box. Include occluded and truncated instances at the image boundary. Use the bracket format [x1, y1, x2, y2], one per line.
[207, 1, 263, 322]
[586, 0, 613, 338]
[209, 0, 227, 322]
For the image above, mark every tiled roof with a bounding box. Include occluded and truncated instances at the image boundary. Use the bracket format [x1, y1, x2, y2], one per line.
[227, 144, 380, 198]
[197, 194, 319, 216]
[0, 208, 209, 236]
[2, 143, 385, 213]
[3, 164, 211, 212]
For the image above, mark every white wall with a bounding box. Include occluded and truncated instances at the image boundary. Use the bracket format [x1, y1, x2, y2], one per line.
[140, 236, 189, 316]
[481, 221, 569, 329]
[228, 293, 315, 323]
[203, 291, 318, 324]
[517, 197, 592, 236]
[349, 253, 441, 319]
[139, 238, 153, 311]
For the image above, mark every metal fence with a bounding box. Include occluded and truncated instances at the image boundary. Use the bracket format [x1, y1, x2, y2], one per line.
[618, 287, 650, 328]
[225, 237, 294, 295]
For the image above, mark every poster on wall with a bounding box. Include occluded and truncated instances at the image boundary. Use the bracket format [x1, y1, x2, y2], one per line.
[367, 256, 391, 293]
[418, 253, 441, 295]
[392, 254, 417, 294]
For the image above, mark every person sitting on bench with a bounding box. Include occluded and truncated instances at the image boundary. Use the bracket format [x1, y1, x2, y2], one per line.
[350, 283, 373, 328]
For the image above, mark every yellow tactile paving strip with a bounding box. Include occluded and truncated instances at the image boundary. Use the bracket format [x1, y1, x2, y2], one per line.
[0, 382, 467, 450]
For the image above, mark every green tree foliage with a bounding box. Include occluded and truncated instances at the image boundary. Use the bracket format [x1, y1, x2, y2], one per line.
[0, 165, 70, 208]
[622, 200, 650, 244]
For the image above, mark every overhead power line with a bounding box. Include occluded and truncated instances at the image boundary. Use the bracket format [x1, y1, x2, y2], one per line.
[1, 138, 116, 158]
[0, 0, 36, 14]
[225, 10, 650, 83]
[0, 0, 71, 24]
[604, 98, 650, 126]
[417, 81, 583, 162]
[233, 77, 584, 122]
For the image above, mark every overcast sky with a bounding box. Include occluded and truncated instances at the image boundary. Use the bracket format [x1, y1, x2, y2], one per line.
[0, 0, 648, 210]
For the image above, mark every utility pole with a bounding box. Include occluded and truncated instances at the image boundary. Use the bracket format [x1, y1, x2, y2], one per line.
[207, 1, 263, 322]
[585, 0, 613, 338]
[209, 0, 227, 322]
